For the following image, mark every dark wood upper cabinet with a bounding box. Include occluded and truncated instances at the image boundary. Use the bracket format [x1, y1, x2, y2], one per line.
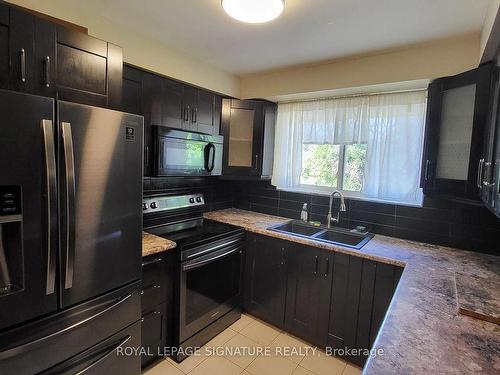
[0, 3, 9, 90]
[0, 3, 123, 109]
[122, 65, 143, 115]
[56, 25, 122, 108]
[221, 99, 276, 179]
[9, 7, 35, 93]
[197, 89, 218, 134]
[33, 18, 56, 98]
[162, 79, 184, 129]
[142, 72, 163, 176]
[482, 62, 500, 216]
[421, 63, 495, 201]
[285, 243, 332, 347]
[244, 233, 287, 329]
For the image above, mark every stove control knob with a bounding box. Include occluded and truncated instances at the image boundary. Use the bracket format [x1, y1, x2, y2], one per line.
[150, 202, 158, 209]
[143, 203, 148, 210]
[196, 197, 202, 203]
[189, 198, 195, 204]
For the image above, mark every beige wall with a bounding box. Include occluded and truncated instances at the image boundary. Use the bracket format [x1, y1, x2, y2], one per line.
[240, 34, 480, 100]
[6, 0, 241, 97]
[481, 0, 500, 59]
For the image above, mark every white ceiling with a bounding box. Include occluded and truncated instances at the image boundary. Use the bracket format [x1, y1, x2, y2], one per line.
[90, 0, 492, 75]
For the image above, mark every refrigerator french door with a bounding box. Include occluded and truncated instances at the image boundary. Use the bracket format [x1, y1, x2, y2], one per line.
[0, 89, 143, 330]
[0, 91, 58, 330]
[57, 101, 143, 308]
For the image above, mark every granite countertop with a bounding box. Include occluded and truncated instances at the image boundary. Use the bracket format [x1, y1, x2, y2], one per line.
[142, 231, 176, 257]
[203, 208, 500, 374]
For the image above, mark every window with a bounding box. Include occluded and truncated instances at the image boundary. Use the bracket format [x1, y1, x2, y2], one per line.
[300, 143, 367, 192]
[272, 91, 427, 205]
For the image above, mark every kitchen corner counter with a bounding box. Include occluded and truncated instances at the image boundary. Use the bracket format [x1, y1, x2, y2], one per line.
[203, 208, 500, 374]
[142, 231, 176, 257]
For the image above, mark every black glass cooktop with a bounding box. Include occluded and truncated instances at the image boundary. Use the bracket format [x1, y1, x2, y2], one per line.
[155, 219, 242, 249]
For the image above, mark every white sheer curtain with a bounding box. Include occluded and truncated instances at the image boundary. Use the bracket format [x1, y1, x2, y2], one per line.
[271, 91, 427, 204]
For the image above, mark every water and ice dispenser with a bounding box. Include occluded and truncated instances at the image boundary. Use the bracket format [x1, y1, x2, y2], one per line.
[0, 185, 23, 296]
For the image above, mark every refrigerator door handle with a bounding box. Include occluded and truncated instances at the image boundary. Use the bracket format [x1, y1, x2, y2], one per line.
[61, 122, 76, 289]
[42, 120, 57, 295]
[0, 293, 133, 361]
[60, 335, 132, 374]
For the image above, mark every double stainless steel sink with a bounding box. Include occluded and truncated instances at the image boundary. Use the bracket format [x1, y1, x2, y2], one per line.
[268, 220, 374, 249]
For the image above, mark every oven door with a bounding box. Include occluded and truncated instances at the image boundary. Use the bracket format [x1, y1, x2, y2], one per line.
[179, 243, 243, 343]
[154, 127, 223, 176]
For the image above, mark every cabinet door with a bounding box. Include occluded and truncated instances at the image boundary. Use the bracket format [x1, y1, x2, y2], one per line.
[481, 66, 500, 213]
[328, 254, 402, 367]
[141, 304, 166, 367]
[9, 7, 34, 92]
[421, 64, 494, 199]
[56, 26, 107, 106]
[222, 99, 264, 176]
[142, 73, 163, 176]
[285, 244, 332, 347]
[244, 233, 287, 328]
[182, 85, 198, 131]
[33, 18, 56, 97]
[162, 78, 184, 130]
[0, 4, 10, 89]
[197, 89, 215, 134]
[122, 65, 143, 115]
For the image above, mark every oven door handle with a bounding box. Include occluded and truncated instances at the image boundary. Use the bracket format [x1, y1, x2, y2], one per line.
[183, 246, 241, 271]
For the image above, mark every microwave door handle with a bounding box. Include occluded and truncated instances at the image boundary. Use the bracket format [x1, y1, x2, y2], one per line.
[209, 143, 216, 172]
[204, 142, 214, 172]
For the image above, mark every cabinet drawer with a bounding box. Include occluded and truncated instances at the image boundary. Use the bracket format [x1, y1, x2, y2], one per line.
[141, 282, 163, 313]
[141, 255, 167, 312]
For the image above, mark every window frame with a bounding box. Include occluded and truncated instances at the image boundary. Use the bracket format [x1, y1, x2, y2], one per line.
[299, 143, 366, 193]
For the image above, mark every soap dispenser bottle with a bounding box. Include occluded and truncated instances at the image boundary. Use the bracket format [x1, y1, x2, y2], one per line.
[301, 203, 308, 222]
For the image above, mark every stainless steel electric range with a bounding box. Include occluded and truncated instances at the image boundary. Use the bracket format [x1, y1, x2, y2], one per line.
[143, 194, 245, 361]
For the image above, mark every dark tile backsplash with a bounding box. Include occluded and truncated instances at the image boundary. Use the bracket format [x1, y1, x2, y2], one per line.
[143, 177, 500, 255]
[231, 180, 500, 256]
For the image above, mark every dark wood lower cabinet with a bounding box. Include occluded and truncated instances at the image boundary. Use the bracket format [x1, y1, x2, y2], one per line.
[284, 244, 332, 347]
[243, 233, 403, 368]
[140, 252, 174, 368]
[244, 233, 287, 329]
[328, 253, 403, 367]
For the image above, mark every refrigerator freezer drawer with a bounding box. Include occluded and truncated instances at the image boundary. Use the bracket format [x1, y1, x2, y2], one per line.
[0, 282, 141, 374]
[40, 321, 141, 375]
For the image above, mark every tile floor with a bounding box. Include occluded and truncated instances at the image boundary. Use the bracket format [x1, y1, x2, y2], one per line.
[143, 314, 362, 375]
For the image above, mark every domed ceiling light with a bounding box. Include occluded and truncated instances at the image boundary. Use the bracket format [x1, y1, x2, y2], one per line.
[222, 0, 285, 24]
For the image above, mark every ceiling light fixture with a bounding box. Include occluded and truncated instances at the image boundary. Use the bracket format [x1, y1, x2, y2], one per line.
[222, 0, 284, 24]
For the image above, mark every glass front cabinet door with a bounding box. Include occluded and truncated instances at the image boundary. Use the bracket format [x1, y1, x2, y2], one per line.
[421, 63, 495, 200]
[221, 99, 265, 176]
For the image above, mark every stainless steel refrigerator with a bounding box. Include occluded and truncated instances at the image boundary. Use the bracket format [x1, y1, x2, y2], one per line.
[0, 90, 143, 374]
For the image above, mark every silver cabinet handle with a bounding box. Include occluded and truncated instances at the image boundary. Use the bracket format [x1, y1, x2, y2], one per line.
[44, 56, 50, 87]
[141, 257, 163, 267]
[314, 255, 318, 275]
[192, 107, 197, 123]
[42, 120, 57, 295]
[324, 257, 330, 277]
[20, 48, 26, 82]
[254, 155, 259, 169]
[184, 106, 190, 122]
[477, 158, 485, 188]
[61, 122, 76, 289]
[424, 160, 431, 181]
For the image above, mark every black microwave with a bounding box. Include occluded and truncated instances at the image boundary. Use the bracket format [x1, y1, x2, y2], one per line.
[153, 127, 223, 176]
